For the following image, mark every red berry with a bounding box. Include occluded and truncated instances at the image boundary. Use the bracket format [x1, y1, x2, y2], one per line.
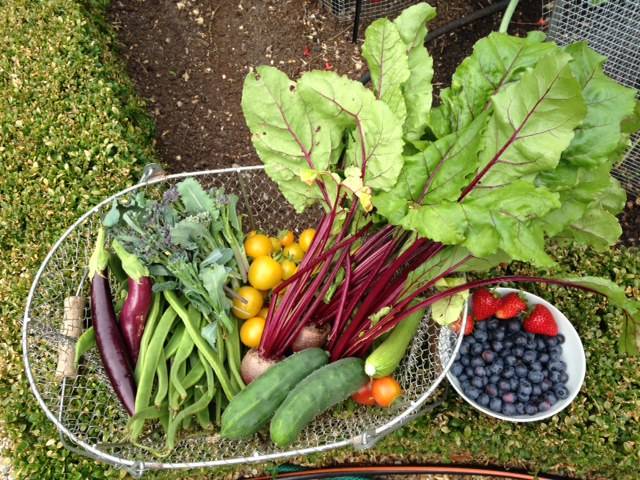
[523, 304, 558, 336]
[451, 315, 474, 336]
[471, 288, 500, 321]
[495, 292, 527, 319]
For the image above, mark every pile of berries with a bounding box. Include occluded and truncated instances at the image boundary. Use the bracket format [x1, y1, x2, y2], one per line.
[451, 289, 570, 417]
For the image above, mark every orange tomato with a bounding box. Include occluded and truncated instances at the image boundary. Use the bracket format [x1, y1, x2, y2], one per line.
[279, 230, 294, 247]
[248, 256, 283, 290]
[280, 259, 298, 280]
[298, 228, 316, 253]
[283, 243, 304, 263]
[240, 316, 265, 349]
[351, 380, 376, 406]
[232, 286, 264, 320]
[244, 234, 273, 258]
[371, 376, 402, 408]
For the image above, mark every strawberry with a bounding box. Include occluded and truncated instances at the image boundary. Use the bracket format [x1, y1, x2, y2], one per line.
[471, 288, 500, 321]
[451, 315, 474, 336]
[523, 304, 558, 336]
[495, 292, 527, 319]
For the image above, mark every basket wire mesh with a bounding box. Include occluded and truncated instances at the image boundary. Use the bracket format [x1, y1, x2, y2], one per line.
[320, 0, 422, 21]
[545, 0, 640, 196]
[23, 166, 465, 476]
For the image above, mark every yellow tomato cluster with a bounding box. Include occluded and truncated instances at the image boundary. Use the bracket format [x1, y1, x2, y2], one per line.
[233, 228, 316, 349]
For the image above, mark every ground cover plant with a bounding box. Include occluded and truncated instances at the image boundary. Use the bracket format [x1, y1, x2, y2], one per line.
[0, 0, 638, 479]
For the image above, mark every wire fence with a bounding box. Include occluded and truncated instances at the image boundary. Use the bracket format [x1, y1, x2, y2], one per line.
[319, 0, 421, 21]
[545, 0, 640, 197]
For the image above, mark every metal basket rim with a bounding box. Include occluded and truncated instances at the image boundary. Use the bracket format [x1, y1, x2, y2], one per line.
[22, 165, 466, 471]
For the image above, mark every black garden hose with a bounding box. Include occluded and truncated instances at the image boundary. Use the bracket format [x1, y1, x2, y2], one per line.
[359, 0, 512, 85]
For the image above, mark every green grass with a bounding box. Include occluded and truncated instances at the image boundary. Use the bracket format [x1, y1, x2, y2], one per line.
[0, 1, 638, 479]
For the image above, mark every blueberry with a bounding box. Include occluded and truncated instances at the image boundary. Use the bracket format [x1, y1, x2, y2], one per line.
[536, 338, 547, 351]
[502, 403, 517, 416]
[502, 392, 516, 404]
[464, 384, 481, 399]
[538, 400, 552, 412]
[459, 343, 470, 355]
[476, 320, 488, 331]
[451, 362, 464, 377]
[485, 384, 498, 398]
[465, 366, 475, 377]
[487, 319, 499, 330]
[523, 350, 537, 364]
[545, 393, 558, 405]
[472, 376, 486, 389]
[491, 329, 505, 342]
[549, 360, 567, 372]
[471, 343, 484, 355]
[507, 319, 521, 332]
[491, 340, 504, 352]
[509, 378, 519, 391]
[504, 355, 517, 367]
[554, 385, 569, 399]
[471, 357, 485, 368]
[518, 380, 532, 396]
[489, 362, 504, 376]
[546, 336, 559, 347]
[515, 364, 528, 378]
[503, 340, 514, 350]
[548, 345, 563, 357]
[512, 346, 525, 358]
[463, 336, 476, 345]
[525, 404, 538, 415]
[498, 380, 511, 392]
[460, 355, 470, 366]
[525, 337, 538, 351]
[461, 380, 471, 391]
[557, 333, 565, 344]
[477, 393, 490, 407]
[489, 374, 501, 384]
[514, 334, 528, 347]
[532, 385, 542, 397]
[541, 378, 553, 392]
[474, 366, 487, 377]
[517, 392, 530, 403]
[539, 353, 550, 364]
[528, 370, 544, 384]
[530, 361, 543, 371]
[489, 397, 502, 412]
[474, 330, 489, 343]
[559, 372, 569, 383]
[502, 366, 515, 379]
[515, 402, 525, 415]
[458, 374, 468, 383]
[549, 370, 562, 383]
[481, 350, 495, 363]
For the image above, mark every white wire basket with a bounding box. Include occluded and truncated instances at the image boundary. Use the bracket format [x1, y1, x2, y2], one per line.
[22, 165, 465, 477]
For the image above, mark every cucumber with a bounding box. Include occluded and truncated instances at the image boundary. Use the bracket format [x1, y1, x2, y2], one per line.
[270, 357, 368, 447]
[364, 307, 423, 378]
[220, 348, 328, 439]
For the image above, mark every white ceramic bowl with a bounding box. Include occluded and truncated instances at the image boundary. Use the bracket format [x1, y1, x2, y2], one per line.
[447, 287, 586, 422]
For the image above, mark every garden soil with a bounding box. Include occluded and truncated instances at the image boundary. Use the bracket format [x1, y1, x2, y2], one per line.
[108, 0, 638, 245]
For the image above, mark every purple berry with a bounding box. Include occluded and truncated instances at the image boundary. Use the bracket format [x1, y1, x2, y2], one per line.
[539, 353, 550, 364]
[471, 343, 484, 355]
[482, 350, 495, 363]
[502, 366, 515, 379]
[504, 355, 517, 366]
[557, 333, 565, 344]
[515, 402, 525, 415]
[532, 385, 542, 397]
[502, 392, 516, 404]
[528, 370, 544, 384]
[485, 384, 498, 398]
[525, 404, 538, 415]
[498, 380, 510, 392]
[452, 362, 464, 377]
[471, 357, 484, 368]
[472, 376, 486, 389]
[489, 374, 500, 384]
[502, 403, 517, 416]
[538, 400, 552, 412]
[460, 355, 470, 366]
[541, 378, 553, 392]
[474, 366, 487, 377]
[513, 346, 525, 358]
[523, 350, 537, 364]
[477, 393, 490, 407]
[515, 364, 528, 378]
[545, 393, 558, 405]
[489, 397, 502, 412]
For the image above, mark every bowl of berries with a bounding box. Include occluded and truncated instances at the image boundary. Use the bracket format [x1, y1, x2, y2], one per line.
[447, 287, 586, 422]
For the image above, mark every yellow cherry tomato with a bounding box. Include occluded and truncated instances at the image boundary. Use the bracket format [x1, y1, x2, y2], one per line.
[232, 286, 264, 320]
[244, 234, 273, 258]
[259, 307, 269, 319]
[248, 256, 283, 290]
[270, 236, 282, 252]
[283, 243, 304, 263]
[298, 228, 316, 253]
[280, 230, 295, 247]
[280, 259, 298, 280]
[240, 316, 265, 349]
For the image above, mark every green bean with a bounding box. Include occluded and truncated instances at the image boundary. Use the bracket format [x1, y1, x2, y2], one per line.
[164, 290, 236, 400]
[135, 292, 163, 382]
[224, 319, 245, 390]
[164, 350, 216, 454]
[169, 306, 198, 402]
[127, 403, 167, 424]
[130, 302, 179, 441]
[164, 323, 185, 359]
[182, 352, 205, 390]
[74, 327, 96, 366]
[194, 385, 211, 429]
[154, 349, 169, 407]
[169, 355, 187, 412]
[215, 388, 222, 426]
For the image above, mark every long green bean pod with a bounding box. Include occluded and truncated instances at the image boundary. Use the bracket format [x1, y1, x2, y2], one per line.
[183, 352, 205, 390]
[164, 323, 185, 359]
[169, 306, 198, 402]
[164, 290, 236, 400]
[135, 292, 163, 382]
[154, 349, 169, 407]
[224, 320, 245, 390]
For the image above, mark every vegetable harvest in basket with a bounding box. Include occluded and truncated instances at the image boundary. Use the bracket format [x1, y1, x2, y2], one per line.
[77, 2, 640, 452]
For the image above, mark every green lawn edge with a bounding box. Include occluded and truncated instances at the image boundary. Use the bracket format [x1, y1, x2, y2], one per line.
[0, 1, 638, 479]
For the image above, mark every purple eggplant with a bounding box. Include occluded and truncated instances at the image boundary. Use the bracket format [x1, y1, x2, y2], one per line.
[120, 276, 153, 364]
[111, 239, 152, 365]
[89, 228, 136, 415]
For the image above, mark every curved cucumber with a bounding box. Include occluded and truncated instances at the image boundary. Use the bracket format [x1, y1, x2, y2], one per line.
[220, 348, 328, 439]
[270, 357, 368, 447]
[364, 307, 423, 378]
